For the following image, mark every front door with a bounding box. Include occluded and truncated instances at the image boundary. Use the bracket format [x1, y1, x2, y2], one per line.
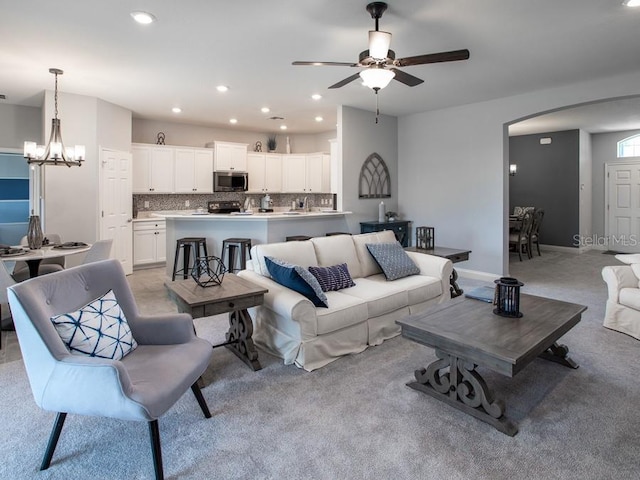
[606, 161, 640, 253]
[100, 148, 133, 274]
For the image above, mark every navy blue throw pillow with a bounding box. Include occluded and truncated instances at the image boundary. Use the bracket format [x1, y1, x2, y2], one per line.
[308, 264, 356, 292]
[264, 256, 328, 308]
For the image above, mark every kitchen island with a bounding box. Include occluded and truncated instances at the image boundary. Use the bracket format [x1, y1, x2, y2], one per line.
[156, 211, 351, 279]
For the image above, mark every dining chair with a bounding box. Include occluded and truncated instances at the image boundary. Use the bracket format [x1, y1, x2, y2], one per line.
[509, 211, 534, 261]
[7, 259, 213, 479]
[81, 238, 113, 264]
[528, 209, 545, 257]
[13, 233, 65, 282]
[0, 262, 18, 350]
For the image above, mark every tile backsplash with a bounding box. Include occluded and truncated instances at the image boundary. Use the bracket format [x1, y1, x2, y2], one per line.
[133, 193, 335, 216]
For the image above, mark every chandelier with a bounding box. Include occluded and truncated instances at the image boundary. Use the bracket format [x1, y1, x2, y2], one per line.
[23, 68, 85, 167]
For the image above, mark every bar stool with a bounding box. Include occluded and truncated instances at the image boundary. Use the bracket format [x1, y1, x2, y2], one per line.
[285, 235, 312, 242]
[172, 237, 208, 281]
[325, 232, 350, 236]
[221, 238, 252, 273]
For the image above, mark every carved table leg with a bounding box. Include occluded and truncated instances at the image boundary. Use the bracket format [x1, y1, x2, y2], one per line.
[225, 308, 262, 371]
[407, 350, 518, 436]
[539, 342, 579, 369]
[449, 268, 464, 298]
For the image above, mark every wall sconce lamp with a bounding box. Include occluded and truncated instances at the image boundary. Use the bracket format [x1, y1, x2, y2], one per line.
[509, 164, 517, 176]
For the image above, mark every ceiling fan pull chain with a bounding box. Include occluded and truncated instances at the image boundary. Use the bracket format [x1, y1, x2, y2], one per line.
[375, 88, 380, 124]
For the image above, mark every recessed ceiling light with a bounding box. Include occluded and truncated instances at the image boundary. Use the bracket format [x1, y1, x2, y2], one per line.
[624, 0, 640, 6]
[172, 107, 182, 113]
[229, 118, 238, 124]
[280, 125, 288, 130]
[311, 94, 322, 100]
[130, 11, 156, 24]
[216, 85, 229, 93]
[315, 116, 324, 122]
[261, 107, 270, 113]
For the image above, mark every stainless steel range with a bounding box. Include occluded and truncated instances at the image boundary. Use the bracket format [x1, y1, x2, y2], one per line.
[207, 200, 241, 214]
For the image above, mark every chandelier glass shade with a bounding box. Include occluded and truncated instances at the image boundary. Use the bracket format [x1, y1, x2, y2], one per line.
[23, 68, 85, 167]
[359, 67, 395, 90]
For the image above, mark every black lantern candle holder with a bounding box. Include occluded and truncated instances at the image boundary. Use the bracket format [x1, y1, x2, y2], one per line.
[191, 256, 227, 287]
[493, 277, 524, 318]
[416, 226, 435, 250]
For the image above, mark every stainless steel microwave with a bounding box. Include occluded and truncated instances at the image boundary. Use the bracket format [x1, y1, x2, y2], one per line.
[213, 171, 248, 192]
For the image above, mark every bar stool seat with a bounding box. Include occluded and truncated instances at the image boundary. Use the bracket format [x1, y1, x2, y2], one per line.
[286, 235, 312, 242]
[222, 238, 252, 273]
[172, 237, 208, 281]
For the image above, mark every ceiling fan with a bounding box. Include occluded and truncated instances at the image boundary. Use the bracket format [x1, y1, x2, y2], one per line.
[292, 2, 470, 92]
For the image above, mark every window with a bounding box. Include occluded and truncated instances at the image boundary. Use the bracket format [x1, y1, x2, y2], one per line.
[0, 152, 29, 245]
[617, 134, 640, 158]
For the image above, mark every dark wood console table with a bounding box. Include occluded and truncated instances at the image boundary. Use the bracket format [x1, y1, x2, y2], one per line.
[405, 246, 471, 298]
[165, 274, 267, 371]
[360, 220, 411, 247]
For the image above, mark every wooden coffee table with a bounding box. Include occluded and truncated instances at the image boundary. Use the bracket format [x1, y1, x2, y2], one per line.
[165, 274, 267, 371]
[397, 294, 587, 436]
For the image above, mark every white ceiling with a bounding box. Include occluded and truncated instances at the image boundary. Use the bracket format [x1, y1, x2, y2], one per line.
[2, 0, 640, 134]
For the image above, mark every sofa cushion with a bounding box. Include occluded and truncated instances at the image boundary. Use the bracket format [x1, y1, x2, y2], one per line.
[50, 289, 138, 360]
[308, 264, 356, 292]
[253, 241, 318, 278]
[344, 277, 408, 318]
[366, 242, 420, 281]
[311, 235, 362, 279]
[619, 287, 640, 310]
[364, 273, 443, 306]
[264, 257, 328, 308]
[352, 230, 397, 277]
[315, 292, 369, 335]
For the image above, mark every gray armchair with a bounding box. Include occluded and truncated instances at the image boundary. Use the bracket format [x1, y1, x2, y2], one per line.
[7, 259, 213, 479]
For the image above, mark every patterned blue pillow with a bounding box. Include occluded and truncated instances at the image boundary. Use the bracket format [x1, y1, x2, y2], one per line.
[50, 290, 138, 360]
[366, 242, 420, 281]
[264, 256, 328, 308]
[308, 264, 356, 292]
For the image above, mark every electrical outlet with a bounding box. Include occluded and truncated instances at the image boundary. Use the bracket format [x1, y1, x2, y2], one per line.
[185, 200, 190, 207]
[144, 201, 149, 208]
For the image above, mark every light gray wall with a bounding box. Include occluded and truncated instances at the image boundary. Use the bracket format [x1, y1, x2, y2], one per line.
[339, 106, 398, 234]
[0, 104, 41, 149]
[509, 130, 580, 248]
[579, 129, 593, 242]
[398, 69, 640, 276]
[591, 128, 640, 238]
[132, 118, 336, 153]
[97, 99, 132, 152]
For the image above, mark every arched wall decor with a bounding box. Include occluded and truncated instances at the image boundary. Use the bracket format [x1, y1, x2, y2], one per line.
[359, 152, 391, 198]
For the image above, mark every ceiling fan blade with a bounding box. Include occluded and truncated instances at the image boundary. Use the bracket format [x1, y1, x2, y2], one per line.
[329, 73, 362, 89]
[292, 61, 357, 67]
[396, 49, 470, 67]
[369, 30, 391, 59]
[390, 68, 424, 87]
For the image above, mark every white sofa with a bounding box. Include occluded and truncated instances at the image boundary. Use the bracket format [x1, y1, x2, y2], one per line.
[602, 261, 640, 340]
[237, 231, 453, 371]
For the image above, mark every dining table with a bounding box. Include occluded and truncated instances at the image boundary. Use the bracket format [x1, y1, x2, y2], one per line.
[0, 243, 92, 278]
[509, 215, 522, 231]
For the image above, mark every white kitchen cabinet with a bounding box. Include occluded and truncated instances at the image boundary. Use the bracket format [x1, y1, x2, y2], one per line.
[132, 145, 174, 193]
[322, 154, 332, 193]
[133, 219, 166, 266]
[174, 148, 213, 193]
[282, 153, 326, 193]
[214, 141, 248, 171]
[247, 153, 282, 192]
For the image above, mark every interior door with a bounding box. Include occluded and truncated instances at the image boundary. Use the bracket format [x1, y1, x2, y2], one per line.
[100, 148, 133, 274]
[607, 162, 640, 253]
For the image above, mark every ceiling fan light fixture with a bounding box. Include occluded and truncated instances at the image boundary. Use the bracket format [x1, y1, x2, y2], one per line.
[369, 30, 391, 59]
[359, 68, 395, 90]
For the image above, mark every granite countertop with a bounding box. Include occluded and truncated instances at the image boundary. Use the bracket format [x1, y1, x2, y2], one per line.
[149, 209, 350, 220]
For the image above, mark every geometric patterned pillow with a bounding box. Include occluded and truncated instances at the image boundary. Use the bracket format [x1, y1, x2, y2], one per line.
[366, 242, 420, 281]
[264, 256, 328, 308]
[50, 290, 138, 360]
[308, 263, 356, 292]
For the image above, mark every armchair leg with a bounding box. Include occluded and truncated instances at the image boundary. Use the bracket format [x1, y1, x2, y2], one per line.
[191, 382, 212, 418]
[149, 420, 164, 480]
[40, 412, 67, 470]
